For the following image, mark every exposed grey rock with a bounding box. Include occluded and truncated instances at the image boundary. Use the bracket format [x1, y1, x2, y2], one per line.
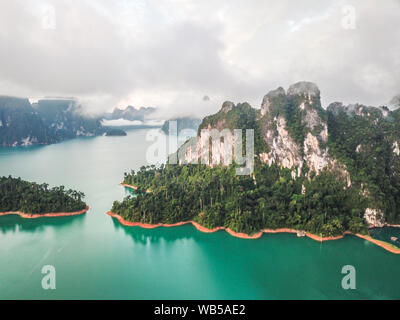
[263, 87, 286, 99]
[221, 101, 234, 113]
[287, 81, 320, 97]
[389, 94, 400, 108]
[261, 87, 286, 116]
[328, 102, 388, 118]
[327, 102, 345, 115]
[0, 96, 104, 146]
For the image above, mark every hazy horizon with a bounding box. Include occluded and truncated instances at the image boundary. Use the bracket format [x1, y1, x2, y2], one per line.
[0, 0, 399, 118]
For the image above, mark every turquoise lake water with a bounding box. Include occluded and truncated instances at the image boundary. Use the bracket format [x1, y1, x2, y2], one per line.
[0, 128, 399, 299]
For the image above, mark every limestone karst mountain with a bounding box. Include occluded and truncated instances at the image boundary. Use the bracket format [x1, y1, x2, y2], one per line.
[161, 116, 202, 135]
[173, 81, 400, 227]
[389, 94, 400, 109]
[0, 96, 103, 146]
[102, 105, 157, 122]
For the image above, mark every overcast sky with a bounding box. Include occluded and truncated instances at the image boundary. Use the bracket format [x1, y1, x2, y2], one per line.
[0, 0, 399, 117]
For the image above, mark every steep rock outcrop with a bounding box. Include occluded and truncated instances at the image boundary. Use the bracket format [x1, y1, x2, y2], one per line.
[161, 117, 202, 135]
[0, 96, 104, 146]
[260, 87, 286, 117]
[327, 99, 400, 225]
[35, 99, 103, 140]
[259, 82, 349, 181]
[389, 94, 400, 109]
[0, 96, 53, 146]
[175, 81, 350, 183]
[364, 208, 385, 228]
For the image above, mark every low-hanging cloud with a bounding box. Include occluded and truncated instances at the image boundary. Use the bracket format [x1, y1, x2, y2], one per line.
[0, 0, 399, 117]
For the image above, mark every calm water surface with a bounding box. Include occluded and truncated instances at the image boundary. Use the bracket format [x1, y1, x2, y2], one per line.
[0, 128, 399, 299]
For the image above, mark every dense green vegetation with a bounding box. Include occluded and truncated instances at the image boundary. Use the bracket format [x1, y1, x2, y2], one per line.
[198, 102, 269, 155]
[327, 105, 400, 224]
[0, 176, 87, 214]
[111, 84, 400, 236]
[35, 99, 103, 140]
[284, 95, 326, 147]
[112, 163, 368, 236]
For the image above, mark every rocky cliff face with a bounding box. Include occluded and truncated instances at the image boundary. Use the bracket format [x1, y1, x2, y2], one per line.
[364, 208, 385, 228]
[177, 81, 350, 182]
[173, 81, 400, 226]
[35, 99, 103, 140]
[258, 82, 349, 182]
[327, 99, 400, 226]
[389, 94, 400, 109]
[161, 116, 202, 135]
[176, 102, 257, 166]
[0, 96, 103, 146]
[0, 96, 52, 147]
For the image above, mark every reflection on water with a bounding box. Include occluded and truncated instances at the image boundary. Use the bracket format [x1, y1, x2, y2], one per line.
[369, 227, 400, 247]
[124, 187, 137, 196]
[0, 145, 46, 157]
[0, 214, 86, 234]
[111, 217, 197, 244]
[1, 128, 400, 299]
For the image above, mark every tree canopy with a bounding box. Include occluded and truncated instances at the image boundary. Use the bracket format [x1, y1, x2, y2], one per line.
[112, 163, 367, 237]
[0, 176, 87, 214]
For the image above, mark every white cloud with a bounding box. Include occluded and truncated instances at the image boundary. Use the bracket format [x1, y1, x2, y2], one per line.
[101, 119, 164, 127]
[0, 0, 399, 117]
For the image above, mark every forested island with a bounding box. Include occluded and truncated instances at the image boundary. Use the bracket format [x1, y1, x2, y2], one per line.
[109, 82, 400, 249]
[113, 163, 367, 237]
[0, 176, 88, 217]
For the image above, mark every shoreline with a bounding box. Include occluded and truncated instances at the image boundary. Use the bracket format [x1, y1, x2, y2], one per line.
[106, 211, 347, 240]
[372, 224, 400, 228]
[121, 183, 151, 193]
[106, 211, 400, 254]
[0, 206, 90, 219]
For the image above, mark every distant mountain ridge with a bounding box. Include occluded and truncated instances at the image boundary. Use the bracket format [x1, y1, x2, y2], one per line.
[0, 96, 103, 147]
[161, 116, 202, 134]
[102, 106, 156, 122]
[172, 81, 400, 228]
[111, 82, 400, 242]
[390, 95, 400, 108]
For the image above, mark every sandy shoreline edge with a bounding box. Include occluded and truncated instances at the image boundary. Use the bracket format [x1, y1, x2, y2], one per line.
[121, 183, 151, 193]
[0, 206, 90, 219]
[118, 184, 400, 254]
[106, 211, 400, 254]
